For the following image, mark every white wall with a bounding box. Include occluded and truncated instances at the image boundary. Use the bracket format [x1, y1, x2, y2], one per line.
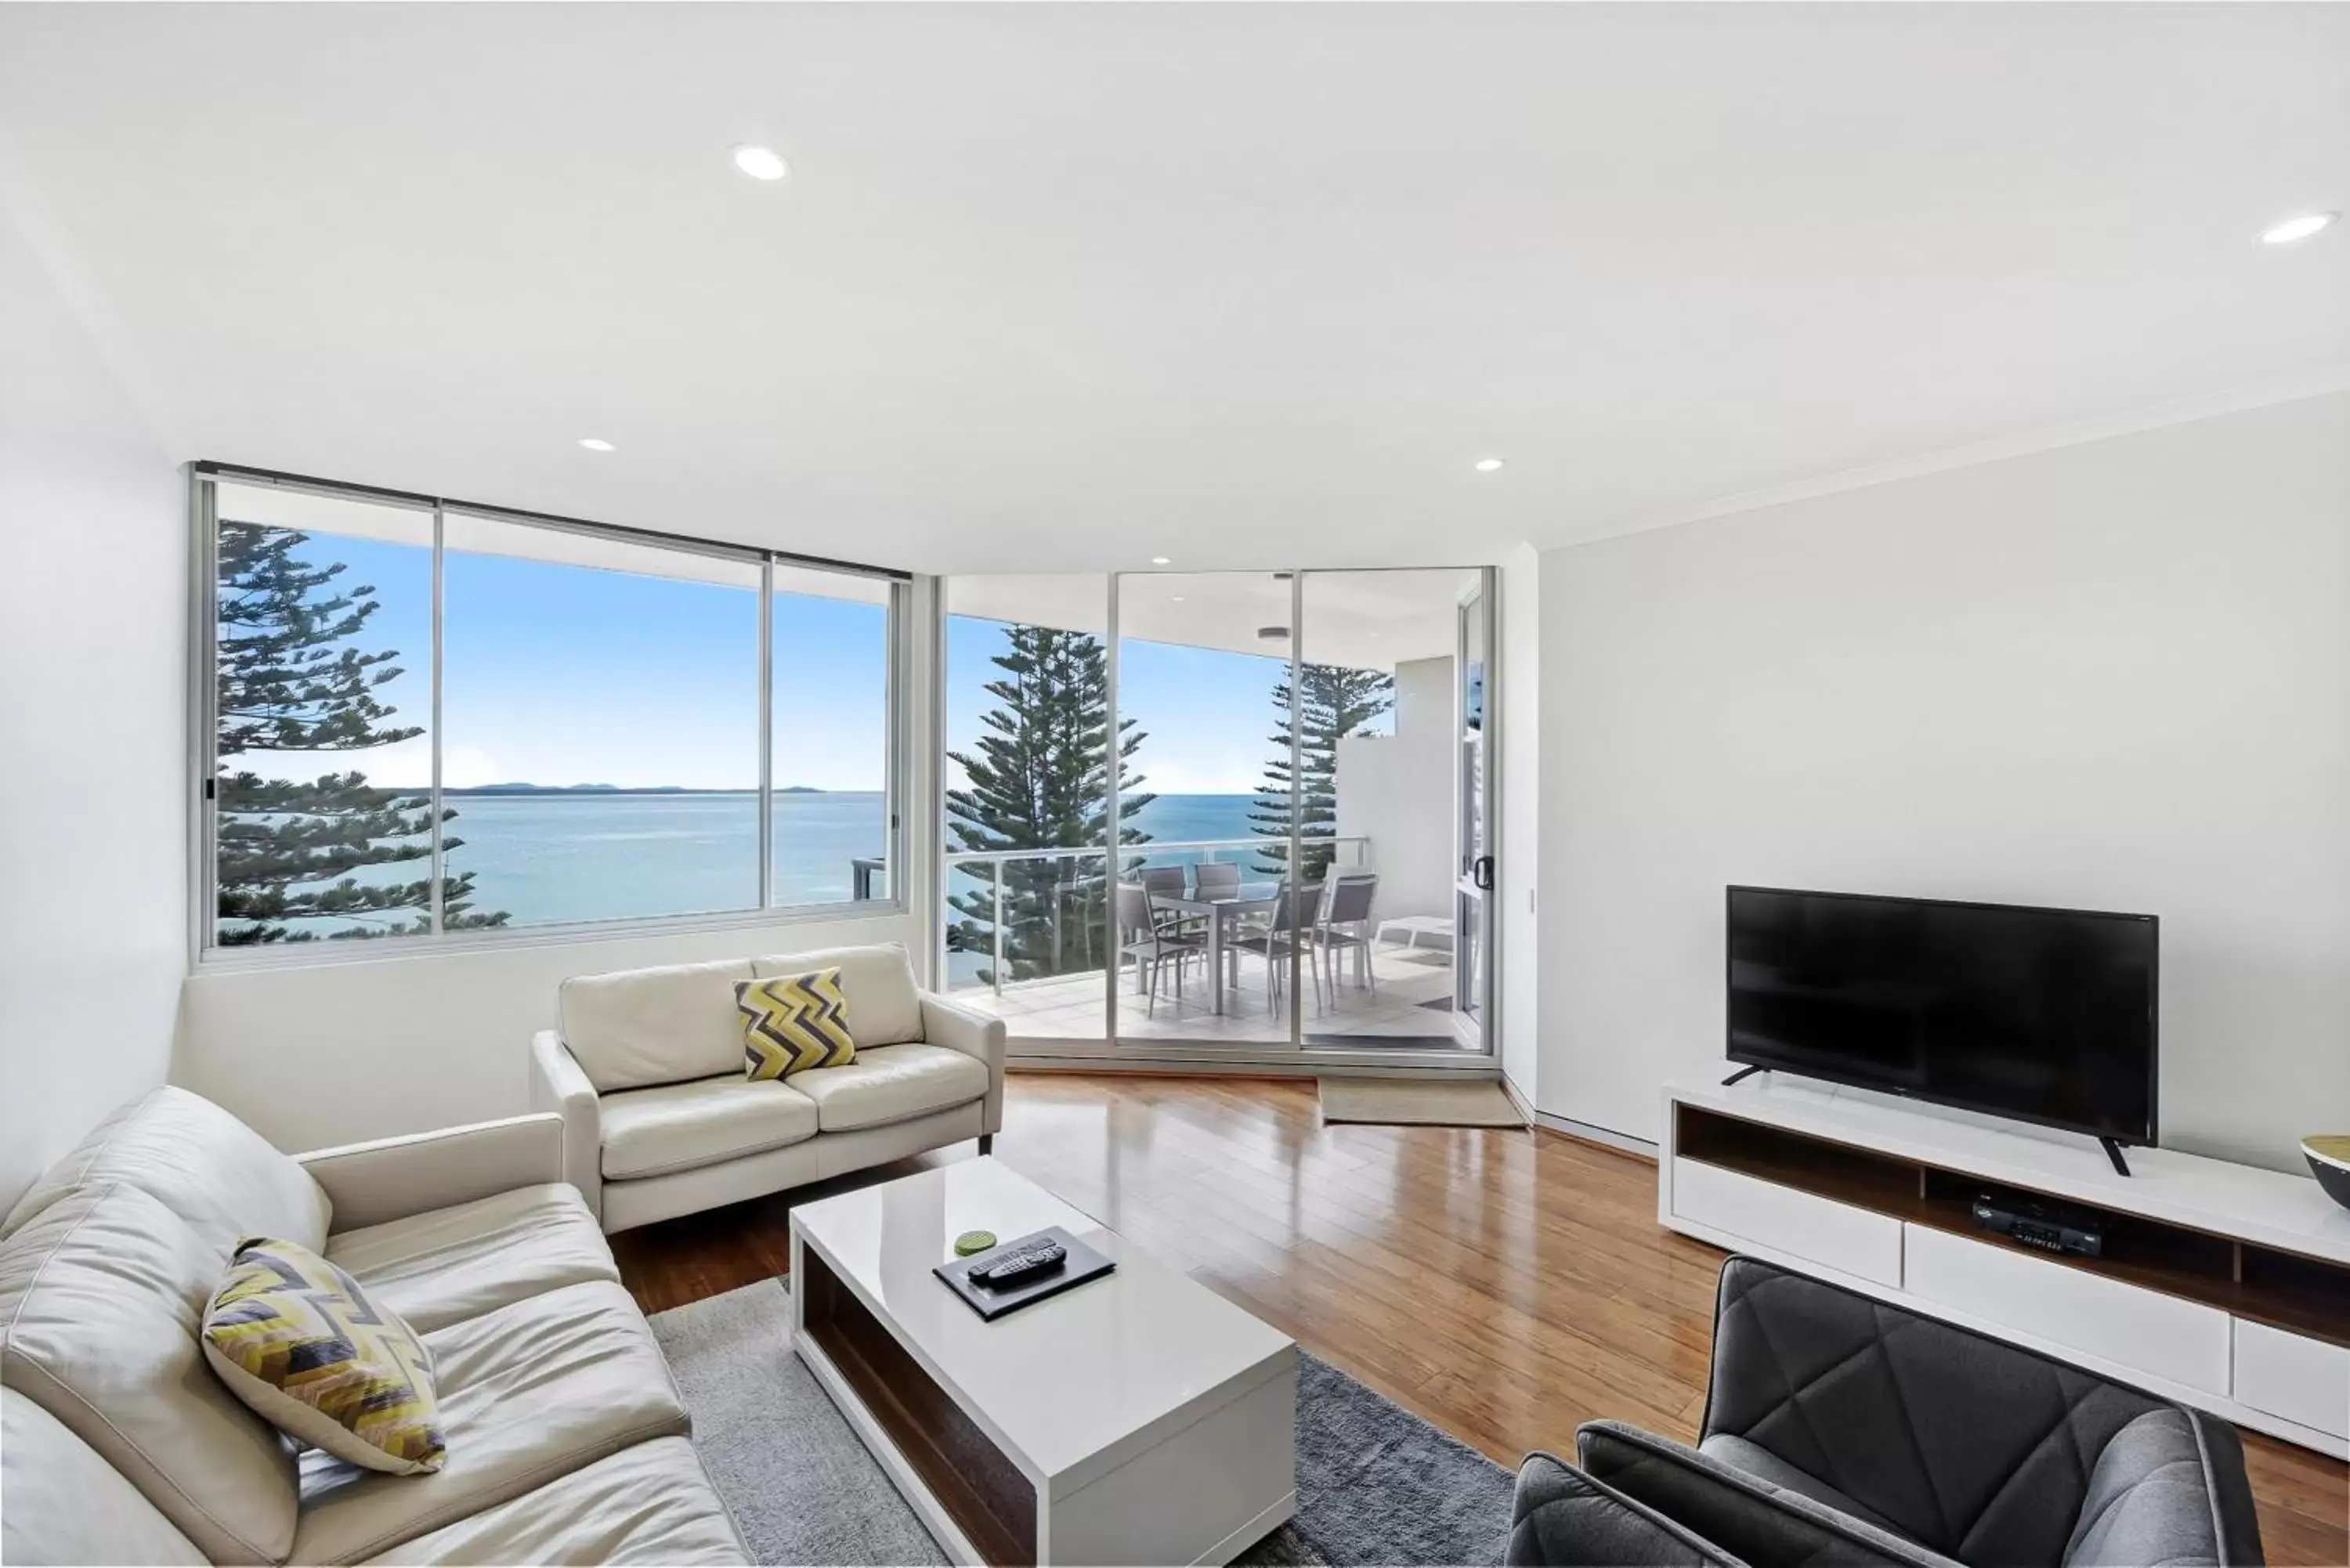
[1336, 655, 1455, 924]
[1498, 548, 1542, 1106]
[1537, 392, 2350, 1170]
[0, 198, 187, 1213]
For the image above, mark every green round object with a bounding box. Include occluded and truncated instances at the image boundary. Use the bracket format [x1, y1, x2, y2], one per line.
[954, 1230, 998, 1257]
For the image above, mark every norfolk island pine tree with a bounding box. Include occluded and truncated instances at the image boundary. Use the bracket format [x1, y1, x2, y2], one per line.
[1247, 662, 1394, 883]
[944, 623, 1153, 985]
[212, 517, 507, 943]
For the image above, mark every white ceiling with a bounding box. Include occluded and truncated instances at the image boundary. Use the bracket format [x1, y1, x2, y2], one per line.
[4, 3, 2345, 575]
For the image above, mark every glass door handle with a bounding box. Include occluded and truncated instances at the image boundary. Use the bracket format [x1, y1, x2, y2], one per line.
[1471, 855, 1494, 891]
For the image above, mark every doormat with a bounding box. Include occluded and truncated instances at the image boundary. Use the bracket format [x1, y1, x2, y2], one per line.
[1315, 1078, 1526, 1129]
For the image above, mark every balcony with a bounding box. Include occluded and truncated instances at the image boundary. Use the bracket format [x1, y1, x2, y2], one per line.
[942, 838, 1477, 1051]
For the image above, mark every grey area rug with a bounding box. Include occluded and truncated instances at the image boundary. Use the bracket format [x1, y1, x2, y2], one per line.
[651, 1279, 1513, 1567]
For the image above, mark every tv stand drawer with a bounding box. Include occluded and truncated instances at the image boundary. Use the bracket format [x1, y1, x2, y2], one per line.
[2234, 1321, 2350, 1440]
[1903, 1224, 2231, 1395]
[1672, 1158, 1903, 1287]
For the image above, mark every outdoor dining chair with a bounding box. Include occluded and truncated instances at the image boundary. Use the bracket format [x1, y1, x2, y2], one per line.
[1115, 880, 1202, 1017]
[1227, 880, 1304, 1013]
[1138, 864, 1201, 938]
[1305, 873, 1379, 1009]
[1192, 862, 1242, 900]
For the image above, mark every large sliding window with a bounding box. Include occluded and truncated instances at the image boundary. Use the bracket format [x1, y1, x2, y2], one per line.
[197, 466, 906, 956]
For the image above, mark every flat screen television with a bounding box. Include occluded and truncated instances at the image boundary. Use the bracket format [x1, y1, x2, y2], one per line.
[1726, 886, 2158, 1149]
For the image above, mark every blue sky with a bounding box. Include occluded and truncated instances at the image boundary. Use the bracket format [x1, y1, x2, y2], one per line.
[226, 531, 888, 791]
[227, 528, 1372, 797]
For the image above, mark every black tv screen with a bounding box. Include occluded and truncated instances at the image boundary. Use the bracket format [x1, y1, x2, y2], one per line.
[1726, 887, 2157, 1145]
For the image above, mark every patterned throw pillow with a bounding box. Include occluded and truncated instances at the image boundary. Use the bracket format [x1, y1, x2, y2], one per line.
[201, 1237, 446, 1475]
[736, 968, 856, 1079]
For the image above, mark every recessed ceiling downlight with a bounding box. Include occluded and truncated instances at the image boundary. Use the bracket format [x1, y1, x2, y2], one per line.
[1151, 556, 1172, 565]
[1474, 457, 1506, 473]
[2260, 211, 2337, 245]
[732, 145, 790, 182]
[578, 438, 616, 452]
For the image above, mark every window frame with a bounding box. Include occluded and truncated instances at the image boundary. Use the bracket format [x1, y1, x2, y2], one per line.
[189, 462, 910, 966]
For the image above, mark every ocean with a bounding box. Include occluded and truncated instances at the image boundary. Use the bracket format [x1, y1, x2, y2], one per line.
[417, 789, 1271, 930]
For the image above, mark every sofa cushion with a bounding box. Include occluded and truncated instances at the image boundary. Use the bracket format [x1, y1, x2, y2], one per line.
[600, 1075, 822, 1180]
[785, 1043, 992, 1133]
[290, 1279, 690, 1565]
[752, 942, 924, 1049]
[0, 1182, 300, 1565]
[1, 1085, 331, 1257]
[325, 1184, 618, 1335]
[558, 958, 755, 1093]
[360, 1436, 745, 1565]
[1, 1387, 208, 1566]
[203, 1237, 446, 1476]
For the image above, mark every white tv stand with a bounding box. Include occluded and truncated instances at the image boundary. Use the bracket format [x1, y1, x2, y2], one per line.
[1660, 1071, 2350, 1458]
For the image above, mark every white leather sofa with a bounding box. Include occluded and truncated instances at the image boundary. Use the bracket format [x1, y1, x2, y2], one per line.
[0, 1086, 745, 1566]
[529, 941, 1007, 1234]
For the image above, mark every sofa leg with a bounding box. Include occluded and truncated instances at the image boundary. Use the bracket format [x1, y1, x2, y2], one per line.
[978, 1134, 994, 1156]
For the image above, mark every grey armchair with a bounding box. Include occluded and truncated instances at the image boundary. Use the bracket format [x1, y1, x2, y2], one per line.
[1508, 1256, 2264, 1568]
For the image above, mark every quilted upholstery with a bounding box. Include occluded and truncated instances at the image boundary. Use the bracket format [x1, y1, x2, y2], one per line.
[1507, 1451, 1743, 1567]
[1698, 1258, 2261, 1568]
[2065, 1411, 2254, 1568]
[1698, 1434, 1910, 1536]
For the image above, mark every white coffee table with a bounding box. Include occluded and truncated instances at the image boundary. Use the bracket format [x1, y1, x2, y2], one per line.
[788, 1158, 1298, 1567]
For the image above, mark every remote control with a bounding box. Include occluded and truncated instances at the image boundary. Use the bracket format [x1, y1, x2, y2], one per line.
[970, 1240, 1067, 1289]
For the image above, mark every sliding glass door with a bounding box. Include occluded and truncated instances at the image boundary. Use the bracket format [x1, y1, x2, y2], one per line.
[1453, 580, 1491, 1049]
[937, 573, 1115, 1039]
[1295, 569, 1488, 1055]
[935, 565, 1496, 1064]
[1112, 571, 1302, 1047]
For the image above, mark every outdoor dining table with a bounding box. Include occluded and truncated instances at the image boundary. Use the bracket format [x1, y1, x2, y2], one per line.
[1148, 879, 1318, 1015]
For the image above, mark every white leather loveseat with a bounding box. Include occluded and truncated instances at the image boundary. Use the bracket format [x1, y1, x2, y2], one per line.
[529, 941, 1007, 1234]
[0, 1087, 744, 1566]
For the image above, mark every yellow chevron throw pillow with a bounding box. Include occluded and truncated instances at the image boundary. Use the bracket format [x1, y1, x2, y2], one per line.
[201, 1237, 446, 1475]
[737, 968, 856, 1080]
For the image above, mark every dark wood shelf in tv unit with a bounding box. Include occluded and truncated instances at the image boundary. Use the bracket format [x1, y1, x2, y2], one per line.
[1675, 1104, 2350, 1350]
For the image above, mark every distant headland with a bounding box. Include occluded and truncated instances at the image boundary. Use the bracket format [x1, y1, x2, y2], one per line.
[415, 783, 825, 797]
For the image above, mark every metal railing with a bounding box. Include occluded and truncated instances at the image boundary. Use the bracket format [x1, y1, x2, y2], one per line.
[850, 857, 885, 902]
[941, 836, 1370, 995]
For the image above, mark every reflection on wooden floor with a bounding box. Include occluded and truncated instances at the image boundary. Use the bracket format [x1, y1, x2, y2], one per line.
[613, 1073, 2350, 1567]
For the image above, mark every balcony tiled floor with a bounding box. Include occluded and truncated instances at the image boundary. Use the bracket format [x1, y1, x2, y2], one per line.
[949, 939, 1479, 1050]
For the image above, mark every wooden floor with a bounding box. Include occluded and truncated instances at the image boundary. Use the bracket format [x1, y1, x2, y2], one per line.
[613, 1073, 2349, 1564]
